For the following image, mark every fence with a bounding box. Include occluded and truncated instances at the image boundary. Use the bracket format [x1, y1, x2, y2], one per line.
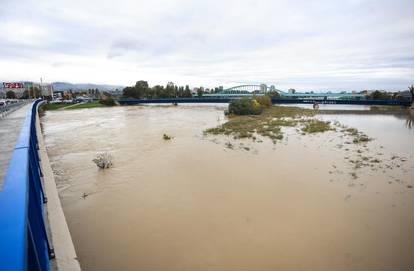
[0, 100, 30, 118]
[0, 100, 53, 270]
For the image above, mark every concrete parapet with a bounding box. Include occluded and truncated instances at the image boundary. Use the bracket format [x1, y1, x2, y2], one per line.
[36, 106, 81, 271]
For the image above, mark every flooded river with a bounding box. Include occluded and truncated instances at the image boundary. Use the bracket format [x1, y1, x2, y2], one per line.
[41, 104, 414, 271]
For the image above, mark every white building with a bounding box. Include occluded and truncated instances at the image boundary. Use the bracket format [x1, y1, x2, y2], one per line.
[260, 84, 267, 93]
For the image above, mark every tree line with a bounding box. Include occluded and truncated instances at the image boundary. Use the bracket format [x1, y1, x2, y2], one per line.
[369, 89, 412, 100]
[5, 86, 42, 99]
[123, 81, 193, 99]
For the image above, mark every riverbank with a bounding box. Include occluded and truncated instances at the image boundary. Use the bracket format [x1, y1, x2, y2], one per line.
[42, 101, 112, 111]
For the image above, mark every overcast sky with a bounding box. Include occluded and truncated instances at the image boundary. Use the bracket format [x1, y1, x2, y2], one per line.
[0, 0, 413, 91]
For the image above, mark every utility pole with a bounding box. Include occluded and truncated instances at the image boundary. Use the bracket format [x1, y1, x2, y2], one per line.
[38, 77, 43, 99]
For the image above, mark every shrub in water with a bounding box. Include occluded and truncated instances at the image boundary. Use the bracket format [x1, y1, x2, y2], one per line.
[228, 98, 263, 115]
[93, 152, 113, 169]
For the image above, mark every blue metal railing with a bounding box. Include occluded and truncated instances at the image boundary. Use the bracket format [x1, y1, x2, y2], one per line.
[0, 100, 52, 270]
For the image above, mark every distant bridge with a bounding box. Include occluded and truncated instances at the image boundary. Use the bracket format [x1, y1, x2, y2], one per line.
[118, 97, 412, 106]
[203, 84, 368, 98]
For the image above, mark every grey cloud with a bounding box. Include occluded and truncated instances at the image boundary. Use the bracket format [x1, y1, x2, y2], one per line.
[0, 0, 413, 90]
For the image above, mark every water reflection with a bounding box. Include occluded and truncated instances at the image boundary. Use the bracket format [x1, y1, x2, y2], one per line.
[406, 114, 414, 129]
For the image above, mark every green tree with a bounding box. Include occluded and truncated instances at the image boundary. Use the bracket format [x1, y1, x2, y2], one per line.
[21, 90, 30, 99]
[267, 90, 280, 98]
[122, 86, 138, 98]
[254, 95, 272, 107]
[123, 81, 195, 98]
[174, 85, 179, 97]
[135, 80, 149, 98]
[166, 82, 175, 97]
[177, 86, 184, 97]
[228, 98, 263, 115]
[6, 90, 16, 99]
[184, 85, 192, 97]
[99, 94, 116, 106]
[370, 90, 391, 100]
[151, 85, 164, 98]
[28, 86, 41, 98]
[197, 89, 203, 97]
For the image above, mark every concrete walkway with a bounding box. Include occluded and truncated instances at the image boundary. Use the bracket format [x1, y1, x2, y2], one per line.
[0, 103, 32, 188]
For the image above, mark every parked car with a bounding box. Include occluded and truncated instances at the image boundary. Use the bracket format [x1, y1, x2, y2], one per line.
[50, 99, 63, 104]
[74, 97, 92, 103]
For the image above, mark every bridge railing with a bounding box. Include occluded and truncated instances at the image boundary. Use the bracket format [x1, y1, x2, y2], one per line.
[0, 100, 29, 118]
[0, 100, 53, 271]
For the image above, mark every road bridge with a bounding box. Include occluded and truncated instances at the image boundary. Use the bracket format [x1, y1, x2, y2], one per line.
[0, 102, 32, 183]
[203, 84, 369, 98]
[118, 97, 412, 106]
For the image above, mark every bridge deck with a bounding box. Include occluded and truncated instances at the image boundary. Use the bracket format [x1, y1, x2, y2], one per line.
[0, 103, 32, 188]
[118, 97, 412, 106]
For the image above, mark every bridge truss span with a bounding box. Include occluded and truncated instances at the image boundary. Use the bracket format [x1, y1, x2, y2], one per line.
[205, 84, 369, 99]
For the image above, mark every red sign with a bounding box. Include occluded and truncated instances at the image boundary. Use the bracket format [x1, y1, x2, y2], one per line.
[3, 82, 24, 89]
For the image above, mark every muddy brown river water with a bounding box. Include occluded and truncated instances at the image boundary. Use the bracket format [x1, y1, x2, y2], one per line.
[41, 104, 414, 271]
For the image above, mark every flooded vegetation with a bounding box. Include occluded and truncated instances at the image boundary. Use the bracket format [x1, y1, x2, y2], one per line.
[204, 105, 370, 144]
[92, 152, 114, 169]
[41, 104, 414, 271]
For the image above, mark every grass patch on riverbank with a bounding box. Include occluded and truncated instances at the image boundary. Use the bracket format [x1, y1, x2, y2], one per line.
[67, 102, 106, 109]
[42, 103, 72, 110]
[205, 105, 370, 144]
[42, 102, 107, 110]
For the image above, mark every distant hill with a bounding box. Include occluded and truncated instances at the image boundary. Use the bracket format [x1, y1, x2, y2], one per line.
[52, 82, 124, 91]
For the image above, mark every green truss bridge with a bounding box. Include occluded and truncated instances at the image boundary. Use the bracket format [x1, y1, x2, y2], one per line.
[203, 84, 368, 98]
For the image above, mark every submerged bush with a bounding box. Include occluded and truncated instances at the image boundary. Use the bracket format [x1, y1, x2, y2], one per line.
[301, 120, 332, 133]
[228, 98, 263, 115]
[93, 152, 113, 169]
